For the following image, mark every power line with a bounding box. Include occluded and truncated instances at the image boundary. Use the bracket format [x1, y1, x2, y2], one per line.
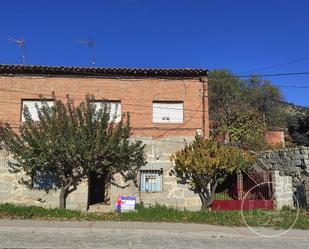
[2, 73, 309, 143]
[133, 137, 187, 144]
[208, 71, 309, 88]
[3, 121, 190, 144]
[272, 85, 309, 89]
[209, 71, 309, 79]
[240, 56, 309, 74]
[1, 73, 309, 120]
[0, 87, 207, 113]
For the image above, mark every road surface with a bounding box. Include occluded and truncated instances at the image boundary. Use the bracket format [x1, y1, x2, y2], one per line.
[0, 220, 308, 248]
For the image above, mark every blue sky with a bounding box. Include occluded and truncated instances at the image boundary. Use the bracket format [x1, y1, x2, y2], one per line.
[1, 0, 309, 106]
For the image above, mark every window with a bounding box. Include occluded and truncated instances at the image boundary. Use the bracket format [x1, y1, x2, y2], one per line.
[93, 101, 121, 123]
[152, 102, 183, 123]
[33, 172, 57, 190]
[22, 100, 54, 121]
[140, 169, 163, 192]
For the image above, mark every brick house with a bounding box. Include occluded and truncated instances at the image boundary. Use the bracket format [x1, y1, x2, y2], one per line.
[0, 64, 209, 211]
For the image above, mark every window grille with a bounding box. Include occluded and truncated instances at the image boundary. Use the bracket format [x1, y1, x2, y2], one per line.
[140, 169, 163, 192]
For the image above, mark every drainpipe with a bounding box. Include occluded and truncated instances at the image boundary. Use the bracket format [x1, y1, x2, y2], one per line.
[200, 77, 208, 138]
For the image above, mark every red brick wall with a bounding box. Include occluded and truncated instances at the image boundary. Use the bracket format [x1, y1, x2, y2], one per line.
[0, 75, 209, 138]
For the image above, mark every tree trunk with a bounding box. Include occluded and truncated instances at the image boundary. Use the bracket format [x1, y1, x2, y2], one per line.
[198, 192, 212, 210]
[198, 179, 220, 211]
[59, 178, 78, 209]
[59, 187, 68, 209]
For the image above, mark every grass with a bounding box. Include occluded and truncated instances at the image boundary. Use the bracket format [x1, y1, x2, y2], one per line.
[0, 203, 308, 229]
[213, 193, 233, 200]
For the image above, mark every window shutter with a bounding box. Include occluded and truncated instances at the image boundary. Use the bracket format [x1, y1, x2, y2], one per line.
[152, 102, 183, 123]
[22, 100, 54, 121]
[94, 101, 121, 123]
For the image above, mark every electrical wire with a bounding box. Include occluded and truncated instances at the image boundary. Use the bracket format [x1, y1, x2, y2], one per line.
[240, 56, 309, 74]
[208, 71, 309, 79]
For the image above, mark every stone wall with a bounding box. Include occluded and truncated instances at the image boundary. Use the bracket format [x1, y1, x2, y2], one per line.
[0, 136, 201, 211]
[0, 150, 88, 210]
[254, 147, 309, 190]
[272, 171, 294, 209]
[103, 137, 201, 211]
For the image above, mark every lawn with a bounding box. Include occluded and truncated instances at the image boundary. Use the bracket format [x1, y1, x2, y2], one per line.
[0, 203, 308, 230]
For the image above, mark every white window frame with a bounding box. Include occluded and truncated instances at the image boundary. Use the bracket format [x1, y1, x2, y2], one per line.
[21, 100, 54, 121]
[152, 101, 184, 124]
[93, 101, 121, 123]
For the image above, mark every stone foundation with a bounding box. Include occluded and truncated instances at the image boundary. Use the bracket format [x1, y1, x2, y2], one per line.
[0, 150, 88, 210]
[0, 136, 201, 211]
[97, 137, 201, 211]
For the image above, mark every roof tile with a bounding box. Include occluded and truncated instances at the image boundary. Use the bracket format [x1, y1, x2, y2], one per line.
[0, 64, 208, 78]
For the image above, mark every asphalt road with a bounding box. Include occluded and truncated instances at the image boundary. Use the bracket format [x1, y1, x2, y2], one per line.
[0, 220, 308, 249]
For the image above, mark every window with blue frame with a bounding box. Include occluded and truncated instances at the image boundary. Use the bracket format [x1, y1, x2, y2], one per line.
[140, 169, 163, 192]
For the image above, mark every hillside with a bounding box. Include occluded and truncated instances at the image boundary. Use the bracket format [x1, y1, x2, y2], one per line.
[282, 102, 309, 118]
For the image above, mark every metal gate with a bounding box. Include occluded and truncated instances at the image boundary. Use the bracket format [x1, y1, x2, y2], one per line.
[212, 171, 274, 211]
[295, 183, 307, 209]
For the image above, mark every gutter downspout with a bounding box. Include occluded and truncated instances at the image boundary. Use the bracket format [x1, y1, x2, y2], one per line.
[200, 76, 208, 138]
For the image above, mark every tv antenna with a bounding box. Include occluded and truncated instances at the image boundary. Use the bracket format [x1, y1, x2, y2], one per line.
[76, 38, 96, 67]
[8, 36, 26, 65]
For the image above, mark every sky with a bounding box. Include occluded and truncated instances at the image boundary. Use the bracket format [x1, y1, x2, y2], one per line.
[1, 0, 309, 106]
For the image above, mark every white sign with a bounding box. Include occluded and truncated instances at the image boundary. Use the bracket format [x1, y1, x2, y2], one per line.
[116, 196, 136, 212]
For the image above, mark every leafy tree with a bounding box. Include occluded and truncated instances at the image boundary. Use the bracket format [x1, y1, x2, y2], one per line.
[208, 70, 286, 150]
[217, 107, 267, 150]
[171, 138, 255, 210]
[244, 75, 285, 127]
[208, 70, 245, 121]
[288, 111, 309, 146]
[0, 95, 145, 209]
[208, 70, 285, 126]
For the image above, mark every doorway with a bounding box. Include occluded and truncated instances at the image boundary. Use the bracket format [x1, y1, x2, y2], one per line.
[88, 171, 106, 206]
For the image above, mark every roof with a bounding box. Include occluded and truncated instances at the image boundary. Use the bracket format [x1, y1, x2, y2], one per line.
[267, 127, 288, 132]
[0, 64, 208, 78]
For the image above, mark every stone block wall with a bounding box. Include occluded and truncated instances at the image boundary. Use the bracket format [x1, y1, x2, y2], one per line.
[0, 150, 88, 210]
[254, 147, 309, 190]
[105, 137, 201, 211]
[0, 136, 201, 211]
[272, 171, 294, 209]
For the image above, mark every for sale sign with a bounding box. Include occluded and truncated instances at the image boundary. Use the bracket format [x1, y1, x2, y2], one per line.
[116, 196, 136, 212]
